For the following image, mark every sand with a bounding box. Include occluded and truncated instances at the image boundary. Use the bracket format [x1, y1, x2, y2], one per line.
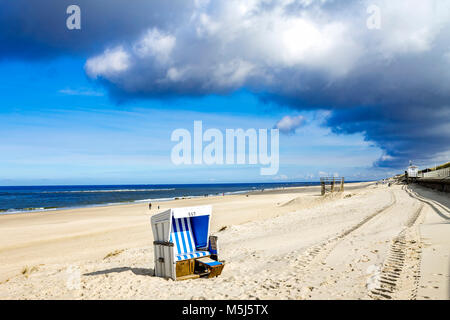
[0, 182, 448, 300]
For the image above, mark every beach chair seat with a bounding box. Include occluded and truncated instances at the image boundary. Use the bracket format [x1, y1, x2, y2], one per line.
[175, 250, 210, 261]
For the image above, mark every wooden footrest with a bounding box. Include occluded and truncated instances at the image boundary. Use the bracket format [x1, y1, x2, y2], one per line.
[196, 257, 225, 278]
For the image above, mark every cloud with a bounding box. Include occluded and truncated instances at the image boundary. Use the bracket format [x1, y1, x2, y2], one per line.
[274, 115, 305, 134]
[78, 1, 363, 96]
[272, 174, 288, 181]
[85, 46, 130, 79]
[58, 88, 103, 96]
[318, 171, 328, 177]
[0, 0, 193, 60]
[133, 28, 176, 62]
[1, 0, 450, 169]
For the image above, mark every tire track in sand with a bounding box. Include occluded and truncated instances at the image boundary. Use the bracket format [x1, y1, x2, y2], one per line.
[292, 190, 397, 271]
[239, 190, 398, 299]
[404, 185, 450, 217]
[369, 188, 425, 300]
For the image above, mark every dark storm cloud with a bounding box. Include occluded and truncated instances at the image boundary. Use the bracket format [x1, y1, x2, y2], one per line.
[1, 0, 449, 168]
[0, 0, 193, 60]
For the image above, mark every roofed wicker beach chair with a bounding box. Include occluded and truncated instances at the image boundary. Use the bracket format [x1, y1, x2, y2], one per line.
[150, 205, 224, 280]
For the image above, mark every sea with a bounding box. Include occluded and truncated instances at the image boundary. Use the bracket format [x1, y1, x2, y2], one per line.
[0, 182, 322, 215]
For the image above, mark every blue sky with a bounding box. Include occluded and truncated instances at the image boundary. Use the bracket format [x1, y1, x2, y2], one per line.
[0, 58, 387, 185]
[1, 1, 449, 185]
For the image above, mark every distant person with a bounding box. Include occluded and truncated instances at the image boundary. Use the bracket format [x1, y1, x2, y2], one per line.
[158, 205, 160, 210]
[149, 203, 152, 210]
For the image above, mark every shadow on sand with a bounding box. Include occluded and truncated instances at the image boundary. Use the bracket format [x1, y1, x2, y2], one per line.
[407, 184, 450, 220]
[83, 267, 154, 277]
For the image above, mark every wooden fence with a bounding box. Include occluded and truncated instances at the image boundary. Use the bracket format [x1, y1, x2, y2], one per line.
[320, 177, 345, 195]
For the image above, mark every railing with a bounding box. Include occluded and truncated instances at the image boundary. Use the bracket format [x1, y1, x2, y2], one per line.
[421, 167, 450, 178]
[320, 177, 345, 195]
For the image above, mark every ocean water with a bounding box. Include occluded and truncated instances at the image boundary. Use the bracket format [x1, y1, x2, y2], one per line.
[0, 182, 320, 214]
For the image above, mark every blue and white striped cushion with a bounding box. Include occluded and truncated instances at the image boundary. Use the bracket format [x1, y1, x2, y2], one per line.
[175, 250, 210, 261]
[170, 217, 210, 261]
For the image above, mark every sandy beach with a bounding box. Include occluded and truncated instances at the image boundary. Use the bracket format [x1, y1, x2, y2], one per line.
[0, 182, 448, 300]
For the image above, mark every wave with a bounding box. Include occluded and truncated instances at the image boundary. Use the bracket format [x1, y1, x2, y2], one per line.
[0, 195, 186, 214]
[39, 188, 176, 194]
[0, 207, 57, 215]
[134, 197, 177, 203]
[0, 192, 231, 214]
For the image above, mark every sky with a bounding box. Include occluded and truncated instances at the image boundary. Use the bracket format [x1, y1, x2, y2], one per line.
[0, 0, 449, 185]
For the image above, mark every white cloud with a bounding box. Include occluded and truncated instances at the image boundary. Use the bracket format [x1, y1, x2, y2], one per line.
[83, 0, 450, 96]
[213, 59, 256, 88]
[275, 115, 305, 134]
[272, 174, 288, 180]
[85, 46, 130, 79]
[133, 28, 176, 63]
[194, 12, 220, 38]
[83, 0, 365, 90]
[380, 154, 394, 161]
[318, 171, 328, 177]
[373, 0, 450, 56]
[305, 173, 315, 179]
[58, 88, 103, 96]
[166, 67, 186, 82]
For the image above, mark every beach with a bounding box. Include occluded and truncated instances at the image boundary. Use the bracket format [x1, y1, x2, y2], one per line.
[0, 182, 448, 300]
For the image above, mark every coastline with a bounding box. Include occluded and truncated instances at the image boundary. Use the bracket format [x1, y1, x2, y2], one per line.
[0, 182, 336, 215]
[0, 181, 447, 299]
[0, 181, 373, 216]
